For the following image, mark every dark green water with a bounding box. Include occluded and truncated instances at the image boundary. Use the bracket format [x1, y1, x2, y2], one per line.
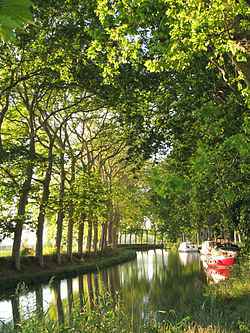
[0, 250, 205, 330]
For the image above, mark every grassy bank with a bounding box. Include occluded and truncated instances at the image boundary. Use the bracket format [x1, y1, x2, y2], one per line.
[0, 248, 138, 292]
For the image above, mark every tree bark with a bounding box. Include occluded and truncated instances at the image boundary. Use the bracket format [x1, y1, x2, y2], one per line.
[12, 107, 35, 270]
[87, 219, 93, 253]
[67, 158, 76, 261]
[108, 220, 113, 246]
[107, 199, 113, 246]
[141, 230, 143, 244]
[111, 206, 119, 249]
[67, 202, 74, 261]
[93, 221, 98, 254]
[56, 152, 65, 264]
[12, 165, 33, 270]
[78, 213, 85, 258]
[36, 138, 54, 267]
[0, 94, 10, 154]
[100, 222, 108, 252]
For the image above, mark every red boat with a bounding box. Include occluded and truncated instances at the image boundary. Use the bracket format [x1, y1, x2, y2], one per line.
[206, 255, 236, 267]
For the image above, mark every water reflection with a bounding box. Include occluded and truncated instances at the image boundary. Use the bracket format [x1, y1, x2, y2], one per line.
[200, 254, 234, 284]
[205, 266, 231, 284]
[179, 252, 200, 266]
[0, 250, 203, 331]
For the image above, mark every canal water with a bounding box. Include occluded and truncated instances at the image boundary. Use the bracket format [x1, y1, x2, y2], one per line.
[0, 249, 223, 331]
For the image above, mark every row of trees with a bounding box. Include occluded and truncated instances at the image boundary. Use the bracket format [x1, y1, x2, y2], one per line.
[87, 0, 250, 242]
[0, 1, 152, 270]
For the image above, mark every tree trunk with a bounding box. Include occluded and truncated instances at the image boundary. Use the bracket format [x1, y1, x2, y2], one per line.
[12, 108, 35, 270]
[67, 202, 74, 261]
[93, 221, 98, 254]
[78, 213, 85, 258]
[67, 158, 76, 261]
[56, 152, 65, 264]
[0, 94, 9, 153]
[111, 207, 119, 249]
[100, 222, 108, 252]
[154, 230, 157, 245]
[12, 165, 33, 270]
[87, 219, 93, 253]
[107, 199, 113, 246]
[108, 220, 113, 246]
[36, 140, 54, 267]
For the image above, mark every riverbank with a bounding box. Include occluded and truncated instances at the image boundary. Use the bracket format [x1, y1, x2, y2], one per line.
[0, 247, 140, 292]
[0, 244, 164, 291]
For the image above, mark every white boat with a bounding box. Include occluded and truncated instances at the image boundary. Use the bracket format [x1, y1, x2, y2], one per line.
[200, 240, 240, 257]
[178, 241, 199, 252]
[200, 240, 216, 255]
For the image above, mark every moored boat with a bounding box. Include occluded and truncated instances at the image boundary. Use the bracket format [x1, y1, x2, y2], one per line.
[178, 241, 199, 252]
[201, 254, 236, 267]
[200, 239, 240, 257]
[200, 240, 216, 255]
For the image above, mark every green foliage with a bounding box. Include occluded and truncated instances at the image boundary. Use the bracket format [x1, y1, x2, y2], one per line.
[0, 0, 32, 40]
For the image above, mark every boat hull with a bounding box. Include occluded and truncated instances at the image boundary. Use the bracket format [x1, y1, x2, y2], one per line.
[206, 256, 236, 267]
[178, 242, 199, 252]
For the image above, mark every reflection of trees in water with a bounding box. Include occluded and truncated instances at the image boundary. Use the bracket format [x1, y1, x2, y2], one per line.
[101, 270, 109, 291]
[3, 251, 203, 329]
[11, 297, 20, 328]
[52, 281, 64, 324]
[78, 275, 84, 310]
[35, 285, 43, 317]
[117, 251, 203, 325]
[67, 279, 73, 321]
[108, 268, 116, 298]
[87, 273, 94, 308]
[93, 273, 99, 303]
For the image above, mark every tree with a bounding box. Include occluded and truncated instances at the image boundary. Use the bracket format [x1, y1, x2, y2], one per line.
[0, 0, 32, 40]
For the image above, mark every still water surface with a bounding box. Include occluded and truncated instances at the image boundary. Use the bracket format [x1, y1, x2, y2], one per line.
[0, 250, 217, 330]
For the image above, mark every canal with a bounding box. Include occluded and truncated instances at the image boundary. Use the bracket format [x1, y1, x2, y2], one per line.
[0, 249, 212, 331]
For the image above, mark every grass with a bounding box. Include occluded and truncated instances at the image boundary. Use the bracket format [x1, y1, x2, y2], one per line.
[0, 249, 11, 257]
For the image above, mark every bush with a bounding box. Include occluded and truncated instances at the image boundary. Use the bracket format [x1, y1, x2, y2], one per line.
[20, 247, 34, 256]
